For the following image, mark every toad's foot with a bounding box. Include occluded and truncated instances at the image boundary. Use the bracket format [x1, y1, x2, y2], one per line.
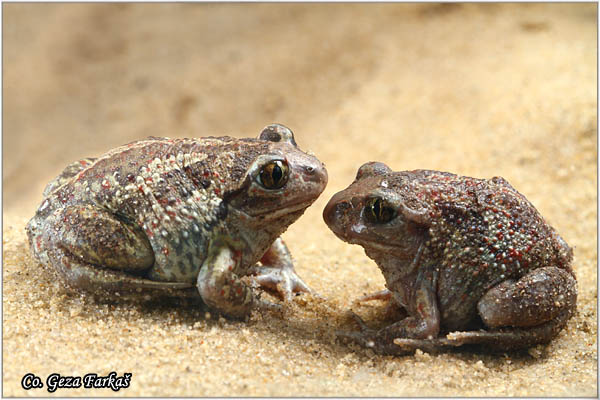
[356, 289, 393, 303]
[354, 289, 407, 321]
[250, 237, 313, 301]
[438, 306, 574, 351]
[339, 306, 575, 355]
[336, 311, 416, 355]
[390, 337, 461, 353]
[250, 264, 312, 301]
[252, 292, 284, 317]
[394, 307, 574, 353]
[337, 312, 467, 355]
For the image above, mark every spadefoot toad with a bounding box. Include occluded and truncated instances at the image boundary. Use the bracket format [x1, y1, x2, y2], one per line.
[324, 162, 576, 354]
[27, 124, 327, 319]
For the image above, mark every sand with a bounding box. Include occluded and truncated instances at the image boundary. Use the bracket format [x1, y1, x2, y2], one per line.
[3, 3, 597, 396]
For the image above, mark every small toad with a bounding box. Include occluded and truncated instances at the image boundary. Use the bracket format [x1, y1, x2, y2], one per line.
[323, 162, 576, 354]
[27, 124, 327, 319]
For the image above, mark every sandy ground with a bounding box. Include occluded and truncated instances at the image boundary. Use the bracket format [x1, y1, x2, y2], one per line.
[3, 3, 597, 397]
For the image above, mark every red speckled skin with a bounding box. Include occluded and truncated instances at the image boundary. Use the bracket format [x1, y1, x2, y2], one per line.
[26, 124, 328, 319]
[324, 162, 576, 354]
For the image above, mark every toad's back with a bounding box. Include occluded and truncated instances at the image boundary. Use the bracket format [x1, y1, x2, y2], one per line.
[27, 136, 270, 283]
[392, 170, 574, 329]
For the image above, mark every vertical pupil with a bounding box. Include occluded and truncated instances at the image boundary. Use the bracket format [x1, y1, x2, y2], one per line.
[373, 199, 381, 218]
[366, 198, 394, 223]
[272, 163, 282, 183]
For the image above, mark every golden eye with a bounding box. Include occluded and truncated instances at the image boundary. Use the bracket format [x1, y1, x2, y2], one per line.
[258, 160, 289, 189]
[365, 197, 396, 224]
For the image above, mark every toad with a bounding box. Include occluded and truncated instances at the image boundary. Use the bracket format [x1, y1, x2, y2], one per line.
[27, 124, 327, 319]
[324, 162, 576, 354]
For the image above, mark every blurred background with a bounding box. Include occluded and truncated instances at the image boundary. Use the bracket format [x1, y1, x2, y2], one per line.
[3, 4, 597, 396]
[4, 3, 596, 214]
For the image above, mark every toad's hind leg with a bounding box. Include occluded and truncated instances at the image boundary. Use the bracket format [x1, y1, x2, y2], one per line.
[478, 266, 577, 329]
[356, 267, 577, 355]
[41, 204, 193, 293]
[461, 266, 577, 349]
[393, 306, 574, 353]
[395, 266, 578, 352]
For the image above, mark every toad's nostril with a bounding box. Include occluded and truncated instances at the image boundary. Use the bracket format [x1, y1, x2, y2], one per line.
[303, 164, 327, 187]
[323, 199, 351, 226]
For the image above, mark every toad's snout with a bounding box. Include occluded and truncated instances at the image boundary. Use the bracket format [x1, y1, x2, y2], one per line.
[301, 160, 328, 190]
[323, 192, 353, 236]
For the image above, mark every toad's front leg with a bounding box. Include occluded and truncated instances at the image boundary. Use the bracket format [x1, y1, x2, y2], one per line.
[197, 240, 281, 319]
[248, 237, 312, 301]
[339, 269, 441, 355]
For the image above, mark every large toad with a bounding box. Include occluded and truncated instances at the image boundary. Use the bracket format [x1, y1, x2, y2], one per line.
[27, 124, 327, 319]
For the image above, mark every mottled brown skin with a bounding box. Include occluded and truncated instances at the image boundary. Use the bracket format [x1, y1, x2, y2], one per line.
[27, 124, 328, 319]
[324, 162, 576, 354]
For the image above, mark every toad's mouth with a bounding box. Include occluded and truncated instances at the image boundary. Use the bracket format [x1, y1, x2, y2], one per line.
[239, 200, 313, 220]
[331, 229, 399, 254]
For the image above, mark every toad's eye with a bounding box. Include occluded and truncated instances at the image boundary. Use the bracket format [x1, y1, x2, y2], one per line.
[365, 197, 396, 224]
[258, 160, 289, 189]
